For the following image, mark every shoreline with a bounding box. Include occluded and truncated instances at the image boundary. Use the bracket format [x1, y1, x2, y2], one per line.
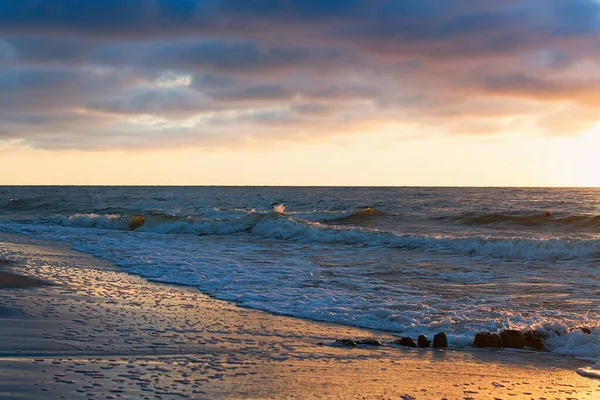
[1, 231, 599, 398]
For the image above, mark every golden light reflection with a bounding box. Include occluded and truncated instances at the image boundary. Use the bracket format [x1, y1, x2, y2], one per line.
[0, 122, 598, 187]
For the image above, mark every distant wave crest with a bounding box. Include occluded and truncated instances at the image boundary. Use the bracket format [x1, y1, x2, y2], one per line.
[441, 212, 600, 231]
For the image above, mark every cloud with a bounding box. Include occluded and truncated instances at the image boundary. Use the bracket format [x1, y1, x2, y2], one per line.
[1, 0, 600, 149]
[482, 73, 600, 102]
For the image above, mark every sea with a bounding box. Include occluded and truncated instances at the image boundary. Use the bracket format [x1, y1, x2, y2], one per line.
[1, 186, 599, 368]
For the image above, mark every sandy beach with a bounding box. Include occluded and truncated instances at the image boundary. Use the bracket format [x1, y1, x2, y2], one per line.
[0, 232, 598, 399]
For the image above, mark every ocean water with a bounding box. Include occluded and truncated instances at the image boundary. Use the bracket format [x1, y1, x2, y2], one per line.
[1, 186, 600, 365]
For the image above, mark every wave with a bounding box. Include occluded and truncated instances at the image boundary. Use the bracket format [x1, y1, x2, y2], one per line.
[321, 206, 386, 224]
[49, 212, 263, 235]
[90, 207, 141, 215]
[27, 211, 600, 261]
[442, 212, 600, 230]
[2, 214, 600, 367]
[560, 215, 600, 228]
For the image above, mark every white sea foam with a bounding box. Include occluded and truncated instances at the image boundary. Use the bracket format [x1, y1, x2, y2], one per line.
[577, 367, 600, 378]
[55, 213, 128, 230]
[1, 219, 599, 369]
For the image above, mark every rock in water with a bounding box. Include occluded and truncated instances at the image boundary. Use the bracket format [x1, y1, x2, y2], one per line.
[417, 335, 430, 348]
[129, 215, 145, 230]
[500, 329, 525, 349]
[394, 337, 417, 348]
[473, 332, 502, 348]
[524, 330, 548, 351]
[433, 332, 448, 348]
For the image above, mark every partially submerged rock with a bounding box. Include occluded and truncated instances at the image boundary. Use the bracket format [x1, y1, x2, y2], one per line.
[433, 332, 448, 348]
[417, 335, 430, 348]
[524, 330, 548, 351]
[129, 215, 146, 230]
[500, 329, 525, 349]
[473, 332, 502, 348]
[394, 337, 417, 348]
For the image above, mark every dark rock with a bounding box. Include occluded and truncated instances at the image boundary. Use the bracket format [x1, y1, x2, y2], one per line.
[473, 332, 502, 348]
[394, 337, 417, 348]
[524, 330, 548, 351]
[334, 339, 356, 347]
[545, 211, 552, 217]
[417, 335, 430, 348]
[129, 215, 146, 230]
[433, 332, 448, 348]
[356, 338, 382, 346]
[500, 329, 525, 349]
[316, 342, 324, 346]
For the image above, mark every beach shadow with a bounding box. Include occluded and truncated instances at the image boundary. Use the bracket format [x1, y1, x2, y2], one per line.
[0, 259, 52, 289]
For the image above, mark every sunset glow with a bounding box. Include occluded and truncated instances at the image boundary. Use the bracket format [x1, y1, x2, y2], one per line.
[1, 1, 599, 186]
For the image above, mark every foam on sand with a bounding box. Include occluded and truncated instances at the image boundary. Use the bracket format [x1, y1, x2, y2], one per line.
[577, 367, 600, 378]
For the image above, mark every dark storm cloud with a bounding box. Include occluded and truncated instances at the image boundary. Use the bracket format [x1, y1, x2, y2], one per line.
[1, 0, 600, 149]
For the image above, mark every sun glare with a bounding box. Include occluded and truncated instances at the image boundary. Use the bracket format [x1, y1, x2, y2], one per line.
[576, 121, 600, 187]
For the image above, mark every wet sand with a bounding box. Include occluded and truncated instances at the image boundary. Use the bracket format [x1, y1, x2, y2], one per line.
[0, 272, 47, 289]
[0, 263, 50, 290]
[0, 232, 598, 399]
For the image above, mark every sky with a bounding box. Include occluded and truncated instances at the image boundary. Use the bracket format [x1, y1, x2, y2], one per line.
[1, 0, 599, 186]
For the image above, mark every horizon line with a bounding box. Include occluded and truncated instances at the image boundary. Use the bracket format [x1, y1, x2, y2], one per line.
[1, 184, 599, 189]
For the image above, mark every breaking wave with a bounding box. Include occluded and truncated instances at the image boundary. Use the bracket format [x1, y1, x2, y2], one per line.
[442, 212, 600, 231]
[320, 206, 386, 224]
[28, 211, 600, 261]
